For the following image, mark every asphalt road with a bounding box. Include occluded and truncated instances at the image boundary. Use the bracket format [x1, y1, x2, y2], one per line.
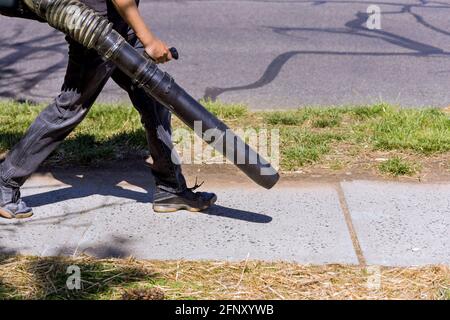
[1, 169, 449, 266]
[1, 0, 450, 109]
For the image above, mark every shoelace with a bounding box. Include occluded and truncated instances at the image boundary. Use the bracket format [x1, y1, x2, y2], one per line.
[188, 177, 204, 192]
[12, 189, 21, 204]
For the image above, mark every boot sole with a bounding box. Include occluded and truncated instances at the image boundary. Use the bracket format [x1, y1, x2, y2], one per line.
[0, 208, 33, 219]
[153, 195, 217, 213]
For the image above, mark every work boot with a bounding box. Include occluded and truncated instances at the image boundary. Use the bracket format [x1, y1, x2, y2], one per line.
[153, 180, 217, 213]
[0, 182, 33, 219]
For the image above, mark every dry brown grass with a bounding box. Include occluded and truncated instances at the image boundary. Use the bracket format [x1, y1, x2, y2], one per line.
[0, 255, 448, 300]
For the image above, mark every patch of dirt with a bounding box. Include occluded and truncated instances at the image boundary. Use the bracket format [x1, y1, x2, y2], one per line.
[34, 153, 450, 189]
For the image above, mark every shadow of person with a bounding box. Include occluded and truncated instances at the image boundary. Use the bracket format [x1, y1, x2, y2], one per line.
[204, 205, 272, 224]
[22, 164, 273, 224]
[23, 164, 156, 207]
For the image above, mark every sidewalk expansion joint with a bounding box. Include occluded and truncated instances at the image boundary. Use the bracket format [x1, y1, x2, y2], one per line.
[335, 182, 367, 267]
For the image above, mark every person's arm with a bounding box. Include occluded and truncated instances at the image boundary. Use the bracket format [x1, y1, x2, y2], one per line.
[111, 0, 171, 63]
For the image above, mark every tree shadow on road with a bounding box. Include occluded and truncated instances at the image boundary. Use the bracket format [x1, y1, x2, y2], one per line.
[204, 0, 450, 101]
[0, 26, 67, 102]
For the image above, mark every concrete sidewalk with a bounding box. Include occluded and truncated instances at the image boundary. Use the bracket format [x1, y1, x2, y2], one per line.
[1, 168, 449, 266]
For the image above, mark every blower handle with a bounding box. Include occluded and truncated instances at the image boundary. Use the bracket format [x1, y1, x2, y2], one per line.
[143, 47, 179, 61]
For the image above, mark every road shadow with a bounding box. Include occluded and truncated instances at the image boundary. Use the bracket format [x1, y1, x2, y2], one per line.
[0, 26, 67, 102]
[203, 0, 450, 101]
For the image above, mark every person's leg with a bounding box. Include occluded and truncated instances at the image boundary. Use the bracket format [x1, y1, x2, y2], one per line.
[0, 37, 115, 219]
[122, 90, 188, 192]
[111, 32, 217, 212]
[111, 31, 186, 192]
